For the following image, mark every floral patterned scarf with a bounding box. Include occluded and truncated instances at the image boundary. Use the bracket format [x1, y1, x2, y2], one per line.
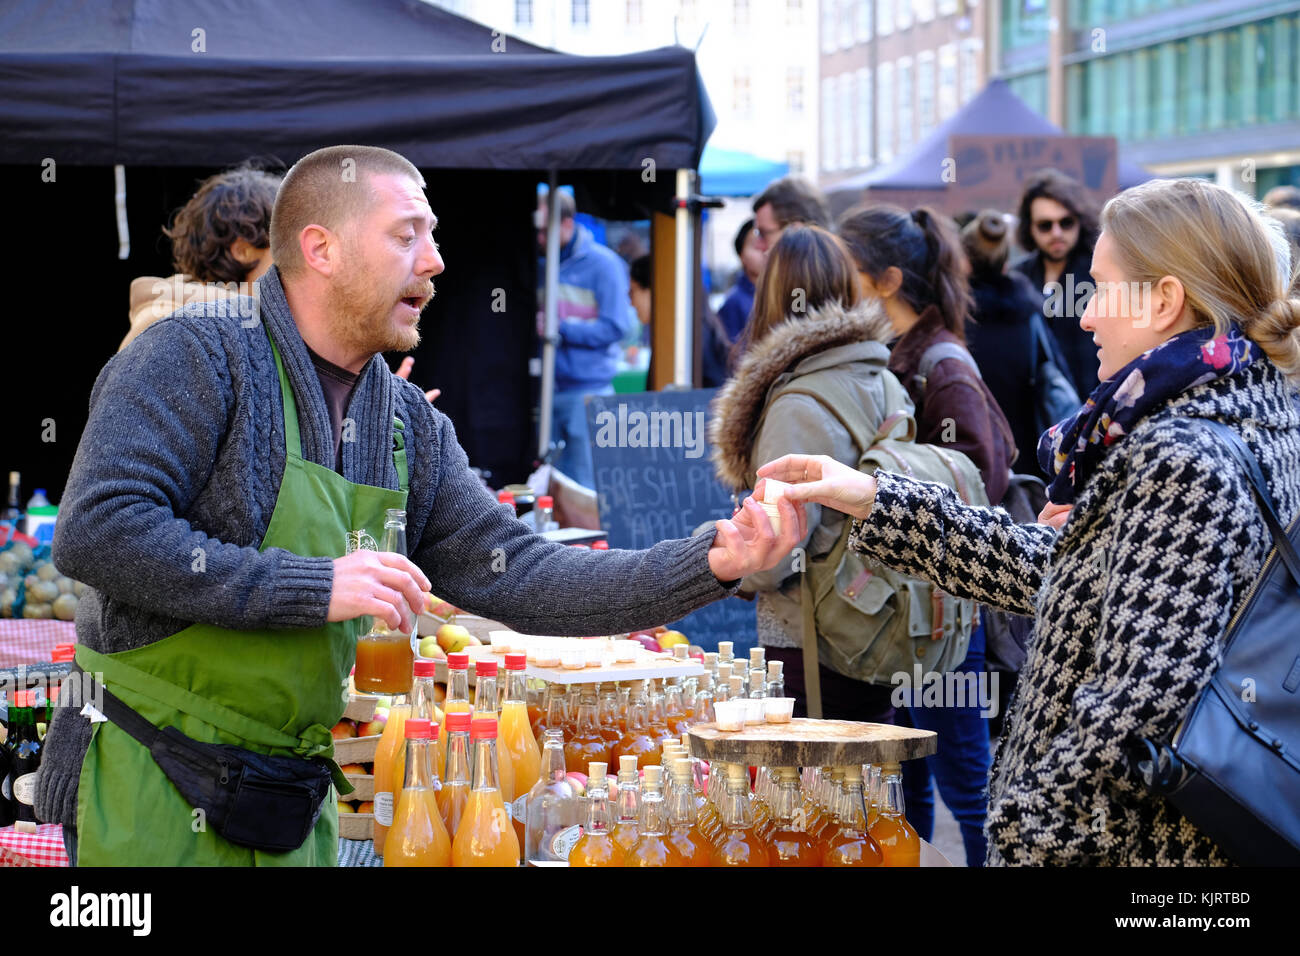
[1037, 325, 1264, 504]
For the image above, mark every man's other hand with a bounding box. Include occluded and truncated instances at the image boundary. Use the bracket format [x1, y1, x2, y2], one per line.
[395, 356, 441, 403]
[329, 550, 431, 632]
[706, 494, 807, 584]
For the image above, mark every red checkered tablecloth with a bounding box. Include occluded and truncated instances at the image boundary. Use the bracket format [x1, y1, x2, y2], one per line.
[0, 823, 69, 866]
[0, 619, 77, 669]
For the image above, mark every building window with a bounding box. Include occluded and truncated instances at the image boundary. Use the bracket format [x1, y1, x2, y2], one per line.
[916, 0, 936, 22]
[822, 76, 837, 170]
[858, 68, 873, 167]
[939, 43, 958, 120]
[896, 0, 913, 31]
[786, 0, 803, 26]
[877, 62, 894, 162]
[877, 0, 893, 36]
[960, 38, 982, 104]
[839, 72, 855, 170]
[822, 0, 836, 53]
[734, 69, 753, 120]
[572, 0, 589, 27]
[626, 0, 642, 27]
[898, 57, 914, 153]
[515, 0, 532, 27]
[918, 51, 936, 138]
[787, 67, 805, 116]
[734, 0, 749, 29]
[787, 149, 805, 175]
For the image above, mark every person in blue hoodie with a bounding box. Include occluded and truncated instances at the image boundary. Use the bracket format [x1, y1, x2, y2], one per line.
[537, 190, 634, 488]
[717, 217, 764, 344]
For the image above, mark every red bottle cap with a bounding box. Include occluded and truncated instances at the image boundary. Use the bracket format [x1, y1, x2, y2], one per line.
[470, 717, 498, 739]
[474, 659, 497, 677]
[413, 659, 437, 677]
[592, 540, 609, 550]
[504, 653, 526, 670]
[404, 718, 434, 739]
[445, 711, 472, 732]
[497, 490, 515, 504]
[51, 643, 76, 662]
[538, 495, 554, 509]
[446, 652, 469, 669]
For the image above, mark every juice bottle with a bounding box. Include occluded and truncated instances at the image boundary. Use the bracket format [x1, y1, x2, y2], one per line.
[665, 759, 712, 867]
[562, 685, 580, 740]
[354, 509, 417, 695]
[451, 717, 520, 867]
[568, 761, 621, 867]
[410, 659, 446, 780]
[767, 767, 822, 867]
[524, 730, 584, 864]
[711, 762, 770, 866]
[564, 684, 612, 774]
[824, 765, 882, 867]
[610, 755, 641, 855]
[663, 678, 689, 736]
[868, 762, 920, 867]
[384, 719, 452, 867]
[647, 680, 675, 750]
[471, 660, 513, 805]
[501, 652, 542, 853]
[597, 684, 623, 748]
[625, 765, 684, 867]
[439, 710, 472, 841]
[611, 680, 660, 769]
[698, 759, 724, 844]
[371, 697, 412, 855]
[439, 652, 472, 752]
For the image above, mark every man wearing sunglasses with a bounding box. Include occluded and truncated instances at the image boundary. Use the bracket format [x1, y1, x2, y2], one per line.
[1012, 168, 1102, 395]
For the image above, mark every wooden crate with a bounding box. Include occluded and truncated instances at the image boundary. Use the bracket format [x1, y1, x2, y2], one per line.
[343, 694, 378, 721]
[338, 811, 373, 841]
[343, 774, 374, 802]
[333, 733, 381, 764]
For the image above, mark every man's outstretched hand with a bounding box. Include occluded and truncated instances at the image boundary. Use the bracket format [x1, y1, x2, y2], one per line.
[706, 493, 807, 583]
[395, 356, 441, 403]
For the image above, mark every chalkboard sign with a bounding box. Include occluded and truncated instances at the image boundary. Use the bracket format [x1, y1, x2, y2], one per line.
[586, 389, 757, 654]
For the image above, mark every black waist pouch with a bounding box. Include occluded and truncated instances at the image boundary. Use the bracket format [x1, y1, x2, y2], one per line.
[80, 668, 334, 853]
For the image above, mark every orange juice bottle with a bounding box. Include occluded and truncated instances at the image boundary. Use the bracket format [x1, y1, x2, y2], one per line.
[439, 652, 472, 753]
[611, 680, 660, 769]
[609, 754, 641, 855]
[501, 655, 541, 857]
[411, 659, 446, 779]
[767, 767, 822, 867]
[451, 717, 520, 867]
[439, 710, 472, 841]
[384, 718, 452, 867]
[647, 680, 675, 751]
[471, 660, 513, 805]
[568, 761, 620, 867]
[663, 679, 689, 736]
[711, 763, 771, 866]
[625, 765, 684, 866]
[665, 759, 712, 867]
[824, 765, 882, 867]
[564, 684, 612, 774]
[869, 762, 920, 866]
[597, 684, 623, 748]
[371, 697, 412, 855]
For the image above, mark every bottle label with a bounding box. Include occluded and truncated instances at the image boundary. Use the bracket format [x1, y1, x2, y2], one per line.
[550, 824, 584, 860]
[511, 793, 528, 823]
[374, 791, 394, 826]
[13, 773, 35, 806]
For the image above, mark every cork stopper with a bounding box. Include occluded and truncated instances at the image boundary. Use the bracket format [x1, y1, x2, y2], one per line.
[718, 641, 734, 660]
[672, 645, 688, 660]
[774, 766, 799, 782]
[619, 755, 639, 774]
[588, 761, 608, 786]
[726, 762, 748, 784]
[717, 662, 733, 681]
[842, 764, 864, 783]
[643, 765, 663, 787]
[768, 660, 782, 678]
[729, 675, 744, 697]
[680, 732, 691, 751]
[749, 647, 764, 667]
[669, 759, 692, 780]
[704, 652, 718, 667]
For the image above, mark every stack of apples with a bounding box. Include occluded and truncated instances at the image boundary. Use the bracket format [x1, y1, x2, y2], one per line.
[626, 625, 698, 656]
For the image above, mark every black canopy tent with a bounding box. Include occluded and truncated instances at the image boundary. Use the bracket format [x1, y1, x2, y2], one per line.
[0, 0, 715, 496]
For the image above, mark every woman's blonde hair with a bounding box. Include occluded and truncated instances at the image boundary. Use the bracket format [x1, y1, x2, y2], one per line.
[1101, 177, 1300, 383]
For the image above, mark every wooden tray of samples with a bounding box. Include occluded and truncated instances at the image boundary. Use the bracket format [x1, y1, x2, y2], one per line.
[688, 718, 937, 766]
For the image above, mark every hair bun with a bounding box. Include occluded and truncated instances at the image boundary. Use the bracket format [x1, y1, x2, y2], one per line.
[979, 212, 1006, 241]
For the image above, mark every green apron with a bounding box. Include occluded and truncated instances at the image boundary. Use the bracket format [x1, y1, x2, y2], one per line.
[74, 327, 409, 866]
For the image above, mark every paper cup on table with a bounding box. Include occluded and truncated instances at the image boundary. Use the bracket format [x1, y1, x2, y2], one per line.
[743, 698, 766, 724]
[613, 639, 639, 663]
[713, 700, 746, 732]
[764, 697, 795, 723]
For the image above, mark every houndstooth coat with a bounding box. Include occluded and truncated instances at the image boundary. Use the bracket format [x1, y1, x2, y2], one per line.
[849, 357, 1300, 865]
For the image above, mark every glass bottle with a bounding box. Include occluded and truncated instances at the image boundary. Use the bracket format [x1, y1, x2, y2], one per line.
[610, 754, 641, 855]
[647, 680, 674, 750]
[564, 684, 612, 774]
[711, 762, 770, 866]
[869, 762, 920, 866]
[748, 667, 767, 699]
[767, 661, 785, 701]
[569, 761, 620, 867]
[6, 692, 40, 825]
[438, 709, 472, 841]
[501, 653, 541, 811]
[410, 659, 446, 783]
[666, 759, 712, 867]
[524, 730, 584, 864]
[451, 717, 520, 867]
[371, 694, 412, 855]
[703, 651, 719, 687]
[767, 767, 822, 866]
[611, 680, 659, 769]
[354, 509, 416, 694]
[562, 684, 580, 739]
[597, 683, 623, 747]
[384, 718, 451, 867]
[471, 660, 513, 804]
[715, 662, 733, 703]
[535, 494, 559, 532]
[748, 646, 765, 680]
[717, 641, 734, 671]
[825, 765, 883, 867]
[693, 671, 716, 724]
[663, 679, 689, 735]
[438, 652, 472, 752]
[625, 765, 684, 867]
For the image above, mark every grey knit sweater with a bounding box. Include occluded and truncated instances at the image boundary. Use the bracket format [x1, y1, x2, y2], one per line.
[36, 266, 734, 827]
[849, 357, 1300, 865]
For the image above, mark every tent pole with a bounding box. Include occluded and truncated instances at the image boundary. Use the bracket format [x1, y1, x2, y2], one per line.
[538, 172, 561, 462]
[673, 168, 695, 387]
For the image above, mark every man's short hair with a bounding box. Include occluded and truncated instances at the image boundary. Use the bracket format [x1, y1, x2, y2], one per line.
[271, 145, 425, 277]
[733, 217, 755, 258]
[1263, 185, 1300, 212]
[1014, 167, 1099, 255]
[752, 176, 831, 229]
[629, 254, 651, 290]
[165, 164, 282, 284]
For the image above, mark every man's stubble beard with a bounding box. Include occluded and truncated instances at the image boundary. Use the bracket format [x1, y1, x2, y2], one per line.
[326, 257, 428, 357]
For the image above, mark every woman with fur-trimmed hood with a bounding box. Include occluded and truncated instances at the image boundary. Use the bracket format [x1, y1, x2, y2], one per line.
[709, 225, 903, 725]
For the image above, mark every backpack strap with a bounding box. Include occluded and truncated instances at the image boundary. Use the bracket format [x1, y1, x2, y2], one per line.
[916, 341, 982, 392]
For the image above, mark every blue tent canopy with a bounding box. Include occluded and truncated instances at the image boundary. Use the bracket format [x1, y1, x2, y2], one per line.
[699, 145, 789, 196]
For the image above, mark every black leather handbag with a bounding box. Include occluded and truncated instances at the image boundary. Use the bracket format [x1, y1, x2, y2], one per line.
[1131, 420, 1300, 866]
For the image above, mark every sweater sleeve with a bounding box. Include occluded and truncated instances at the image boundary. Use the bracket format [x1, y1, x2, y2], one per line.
[847, 470, 1057, 615]
[52, 319, 334, 631]
[989, 435, 1249, 865]
[558, 256, 632, 350]
[408, 408, 736, 635]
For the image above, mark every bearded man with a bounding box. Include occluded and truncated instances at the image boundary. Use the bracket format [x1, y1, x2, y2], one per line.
[35, 145, 805, 866]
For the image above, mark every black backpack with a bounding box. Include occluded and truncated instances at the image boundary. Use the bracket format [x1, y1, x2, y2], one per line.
[1131, 420, 1300, 865]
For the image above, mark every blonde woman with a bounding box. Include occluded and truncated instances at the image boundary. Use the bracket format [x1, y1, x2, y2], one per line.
[760, 178, 1300, 865]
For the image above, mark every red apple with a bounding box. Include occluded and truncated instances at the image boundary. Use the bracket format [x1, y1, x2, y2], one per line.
[339, 763, 367, 775]
[331, 720, 357, 740]
[356, 716, 386, 738]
